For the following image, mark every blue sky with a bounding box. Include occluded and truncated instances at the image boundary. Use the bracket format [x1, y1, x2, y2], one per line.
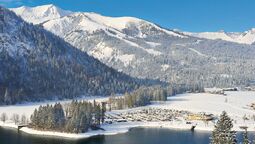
[1, 0, 255, 32]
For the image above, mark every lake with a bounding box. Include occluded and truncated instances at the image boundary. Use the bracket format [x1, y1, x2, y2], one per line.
[0, 127, 254, 144]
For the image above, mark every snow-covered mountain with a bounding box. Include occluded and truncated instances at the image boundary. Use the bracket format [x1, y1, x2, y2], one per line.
[10, 4, 255, 88]
[0, 6, 150, 105]
[11, 4, 255, 45]
[11, 4, 185, 37]
[10, 4, 72, 24]
[185, 29, 255, 45]
[11, 5, 189, 69]
[11, 5, 188, 66]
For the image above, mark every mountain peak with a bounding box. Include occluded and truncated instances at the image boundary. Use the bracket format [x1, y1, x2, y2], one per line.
[10, 4, 72, 24]
[218, 30, 225, 33]
[247, 28, 255, 33]
[81, 12, 143, 30]
[187, 28, 255, 44]
[44, 3, 55, 7]
[250, 28, 255, 31]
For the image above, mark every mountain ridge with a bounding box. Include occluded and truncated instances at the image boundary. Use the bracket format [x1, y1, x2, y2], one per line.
[11, 4, 255, 45]
[185, 29, 255, 45]
[10, 4, 186, 38]
[10, 4, 255, 88]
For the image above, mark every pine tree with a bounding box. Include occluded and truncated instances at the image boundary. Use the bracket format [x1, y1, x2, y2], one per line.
[53, 103, 65, 129]
[101, 102, 106, 123]
[210, 111, 237, 144]
[94, 104, 101, 125]
[30, 108, 38, 127]
[243, 128, 250, 144]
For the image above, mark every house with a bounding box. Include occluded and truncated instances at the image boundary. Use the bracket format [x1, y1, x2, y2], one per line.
[186, 113, 214, 121]
[204, 88, 225, 95]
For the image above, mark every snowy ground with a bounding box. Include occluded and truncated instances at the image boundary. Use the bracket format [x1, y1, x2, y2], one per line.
[147, 91, 255, 131]
[0, 96, 108, 118]
[150, 91, 255, 116]
[1, 91, 255, 139]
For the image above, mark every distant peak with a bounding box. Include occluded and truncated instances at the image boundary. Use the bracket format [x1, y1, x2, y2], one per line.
[35, 4, 57, 8]
[11, 4, 73, 24]
[218, 30, 225, 33]
[15, 4, 56, 10]
[250, 28, 255, 32]
[243, 28, 255, 35]
[35, 4, 60, 12]
[47, 4, 55, 7]
[19, 5, 28, 8]
[14, 4, 67, 14]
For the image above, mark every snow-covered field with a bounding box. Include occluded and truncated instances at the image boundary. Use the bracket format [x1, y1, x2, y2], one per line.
[146, 91, 255, 131]
[0, 96, 108, 118]
[150, 91, 255, 116]
[1, 91, 255, 139]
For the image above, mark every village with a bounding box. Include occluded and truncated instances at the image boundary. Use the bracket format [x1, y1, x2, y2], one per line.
[104, 108, 215, 130]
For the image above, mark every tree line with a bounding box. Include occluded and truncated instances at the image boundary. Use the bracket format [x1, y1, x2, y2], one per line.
[108, 86, 168, 110]
[30, 101, 106, 133]
[107, 85, 203, 110]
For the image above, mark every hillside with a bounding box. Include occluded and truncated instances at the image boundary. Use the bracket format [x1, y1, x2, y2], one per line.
[0, 6, 154, 105]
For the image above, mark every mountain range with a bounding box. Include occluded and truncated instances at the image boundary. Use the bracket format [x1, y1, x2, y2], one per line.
[9, 4, 255, 88]
[11, 4, 255, 45]
[185, 29, 255, 45]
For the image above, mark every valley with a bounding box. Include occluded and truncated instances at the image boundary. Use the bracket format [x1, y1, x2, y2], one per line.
[1, 2, 255, 144]
[1, 91, 255, 139]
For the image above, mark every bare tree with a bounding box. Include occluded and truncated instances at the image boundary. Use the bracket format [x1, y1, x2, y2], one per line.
[243, 114, 248, 123]
[21, 114, 27, 125]
[11, 114, 20, 125]
[0, 113, 8, 123]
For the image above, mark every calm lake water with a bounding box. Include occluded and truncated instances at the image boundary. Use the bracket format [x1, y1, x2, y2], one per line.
[0, 127, 254, 144]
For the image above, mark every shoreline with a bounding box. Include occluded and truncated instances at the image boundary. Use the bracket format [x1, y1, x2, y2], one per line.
[0, 121, 252, 140]
[0, 122, 207, 140]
